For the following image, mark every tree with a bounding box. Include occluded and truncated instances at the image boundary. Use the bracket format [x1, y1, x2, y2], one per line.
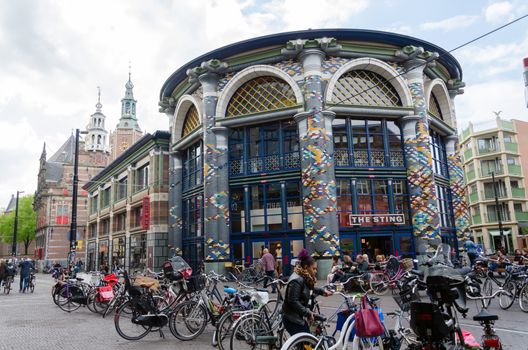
[0, 195, 37, 255]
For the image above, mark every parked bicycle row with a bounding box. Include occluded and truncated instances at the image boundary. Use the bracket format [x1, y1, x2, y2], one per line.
[49, 245, 521, 350]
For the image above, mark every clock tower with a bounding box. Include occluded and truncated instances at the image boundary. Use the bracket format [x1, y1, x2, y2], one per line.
[110, 66, 144, 161]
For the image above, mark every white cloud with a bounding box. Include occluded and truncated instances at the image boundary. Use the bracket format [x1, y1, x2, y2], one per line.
[420, 15, 479, 31]
[455, 33, 528, 78]
[264, 0, 370, 30]
[484, 1, 514, 24]
[455, 79, 527, 129]
[382, 23, 412, 35]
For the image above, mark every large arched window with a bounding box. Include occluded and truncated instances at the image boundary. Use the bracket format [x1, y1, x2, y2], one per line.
[428, 93, 444, 120]
[226, 76, 297, 117]
[333, 118, 404, 168]
[182, 105, 200, 138]
[332, 70, 402, 107]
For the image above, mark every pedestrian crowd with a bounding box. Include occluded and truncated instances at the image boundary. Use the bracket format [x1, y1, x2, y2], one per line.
[0, 257, 35, 293]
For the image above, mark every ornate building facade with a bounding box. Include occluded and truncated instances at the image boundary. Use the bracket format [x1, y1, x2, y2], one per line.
[159, 30, 470, 276]
[83, 131, 170, 272]
[33, 94, 110, 267]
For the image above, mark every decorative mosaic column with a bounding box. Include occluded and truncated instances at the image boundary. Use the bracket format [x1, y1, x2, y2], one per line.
[399, 46, 441, 249]
[286, 41, 340, 266]
[189, 60, 229, 270]
[168, 150, 183, 255]
[446, 136, 471, 241]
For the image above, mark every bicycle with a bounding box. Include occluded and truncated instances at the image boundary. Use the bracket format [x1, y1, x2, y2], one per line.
[281, 288, 384, 350]
[3, 275, 14, 294]
[28, 272, 36, 293]
[369, 256, 414, 296]
[481, 258, 525, 309]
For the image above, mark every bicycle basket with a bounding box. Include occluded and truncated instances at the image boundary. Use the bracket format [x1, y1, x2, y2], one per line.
[186, 275, 206, 293]
[97, 285, 114, 302]
[162, 256, 192, 280]
[393, 288, 420, 312]
[400, 258, 414, 271]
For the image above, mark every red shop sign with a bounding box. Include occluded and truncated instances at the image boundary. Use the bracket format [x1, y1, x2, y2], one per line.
[142, 196, 150, 230]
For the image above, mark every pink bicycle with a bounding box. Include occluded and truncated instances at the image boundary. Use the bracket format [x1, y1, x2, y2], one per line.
[369, 256, 414, 295]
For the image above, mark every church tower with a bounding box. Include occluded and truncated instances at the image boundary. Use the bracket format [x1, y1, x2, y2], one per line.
[85, 87, 109, 153]
[110, 66, 143, 161]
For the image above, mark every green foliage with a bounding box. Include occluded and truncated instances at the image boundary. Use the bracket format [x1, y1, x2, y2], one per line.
[0, 195, 37, 249]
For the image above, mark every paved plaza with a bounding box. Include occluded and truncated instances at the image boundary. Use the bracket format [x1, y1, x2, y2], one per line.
[0, 274, 527, 349]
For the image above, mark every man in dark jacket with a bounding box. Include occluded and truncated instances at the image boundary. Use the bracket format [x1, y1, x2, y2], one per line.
[18, 258, 34, 293]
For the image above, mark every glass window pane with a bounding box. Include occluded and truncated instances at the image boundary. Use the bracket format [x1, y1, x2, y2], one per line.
[290, 240, 304, 257]
[249, 127, 261, 157]
[266, 183, 282, 231]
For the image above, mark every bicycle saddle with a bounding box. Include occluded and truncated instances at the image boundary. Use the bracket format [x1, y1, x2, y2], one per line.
[256, 288, 268, 293]
[473, 309, 498, 322]
[75, 277, 84, 281]
[368, 296, 380, 303]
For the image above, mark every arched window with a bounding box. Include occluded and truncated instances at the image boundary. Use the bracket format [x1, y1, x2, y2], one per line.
[226, 76, 297, 117]
[332, 70, 402, 107]
[97, 135, 101, 145]
[429, 93, 443, 120]
[92, 135, 95, 144]
[182, 105, 200, 138]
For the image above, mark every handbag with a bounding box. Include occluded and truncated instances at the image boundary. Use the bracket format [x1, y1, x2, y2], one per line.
[354, 295, 384, 337]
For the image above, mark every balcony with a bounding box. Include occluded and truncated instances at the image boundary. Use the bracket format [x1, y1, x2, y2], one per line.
[478, 146, 500, 156]
[515, 211, 528, 221]
[483, 189, 506, 200]
[472, 214, 482, 225]
[504, 142, 518, 153]
[463, 148, 473, 161]
[461, 127, 471, 140]
[466, 169, 476, 182]
[481, 168, 504, 178]
[508, 164, 522, 176]
[500, 119, 514, 131]
[511, 187, 526, 198]
[487, 211, 511, 223]
[469, 192, 479, 203]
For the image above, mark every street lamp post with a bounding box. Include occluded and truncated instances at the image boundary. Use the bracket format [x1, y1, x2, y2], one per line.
[11, 190, 24, 257]
[68, 129, 88, 264]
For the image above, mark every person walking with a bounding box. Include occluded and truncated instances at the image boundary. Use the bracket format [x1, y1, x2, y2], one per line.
[282, 249, 332, 336]
[261, 248, 277, 293]
[18, 258, 34, 293]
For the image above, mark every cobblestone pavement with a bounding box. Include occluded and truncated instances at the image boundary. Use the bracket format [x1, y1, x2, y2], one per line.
[0, 274, 527, 349]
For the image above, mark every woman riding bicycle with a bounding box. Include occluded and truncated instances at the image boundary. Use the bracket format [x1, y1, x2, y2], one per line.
[282, 249, 332, 336]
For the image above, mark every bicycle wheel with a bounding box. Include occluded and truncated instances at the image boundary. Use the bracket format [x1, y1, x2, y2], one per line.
[169, 300, 208, 341]
[86, 290, 98, 313]
[370, 273, 390, 296]
[30, 279, 35, 293]
[519, 284, 528, 313]
[4, 279, 11, 294]
[230, 313, 271, 350]
[56, 285, 82, 313]
[216, 309, 236, 350]
[281, 333, 318, 350]
[482, 277, 493, 308]
[93, 292, 109, 314]
[114, 300, 152, 341]
[499, 281, 516, 310]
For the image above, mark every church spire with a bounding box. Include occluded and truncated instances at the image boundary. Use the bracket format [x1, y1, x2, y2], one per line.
[117, 63, 141, 131]
[85, 86, 109, 153]
[96, 86, 102, 112]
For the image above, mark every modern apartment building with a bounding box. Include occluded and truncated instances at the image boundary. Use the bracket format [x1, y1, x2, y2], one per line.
[460, 117, 528, 251]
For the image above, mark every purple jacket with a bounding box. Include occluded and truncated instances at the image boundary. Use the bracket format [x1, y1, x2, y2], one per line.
[261, 253, 275, 272]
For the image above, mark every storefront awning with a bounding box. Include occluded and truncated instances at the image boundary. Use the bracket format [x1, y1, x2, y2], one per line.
[489, 229, 511, 236]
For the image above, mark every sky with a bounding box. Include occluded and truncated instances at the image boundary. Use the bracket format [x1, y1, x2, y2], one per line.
[0, 0, 527, 207]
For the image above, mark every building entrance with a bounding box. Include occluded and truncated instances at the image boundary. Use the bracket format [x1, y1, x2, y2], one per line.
[359, 235, 392, 261]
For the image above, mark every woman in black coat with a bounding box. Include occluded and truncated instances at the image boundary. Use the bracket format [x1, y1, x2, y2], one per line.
[282, 249, 332, 335]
